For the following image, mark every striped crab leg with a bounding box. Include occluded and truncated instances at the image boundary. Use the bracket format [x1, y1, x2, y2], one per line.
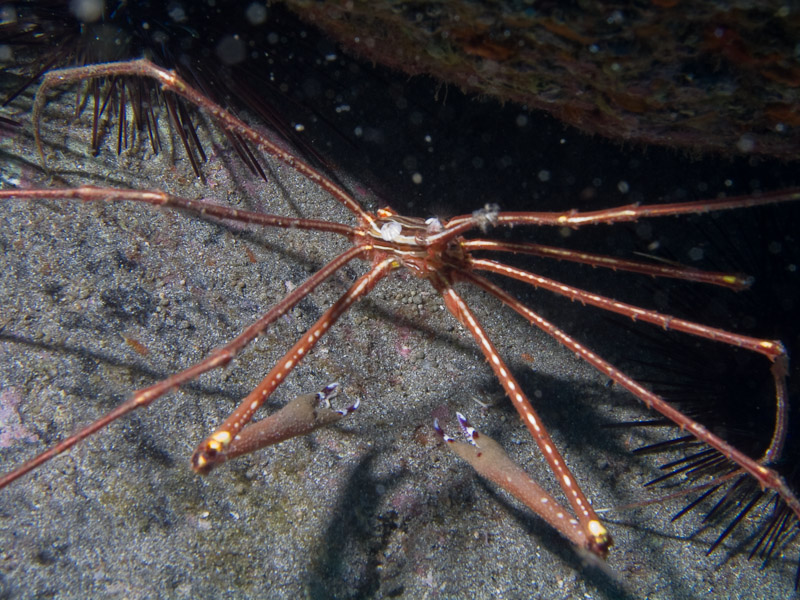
[461, 239, 754, 291]
[460, 269, 800, 528]
[191, 257, 397, 474]
[432, 275, 612, 556]
[434, 413, 591, 552]
[442, 188, 800, 230]
[0, 239, 369, 489]
[32, 59, 376, 227]
[467, 257, 790, 463]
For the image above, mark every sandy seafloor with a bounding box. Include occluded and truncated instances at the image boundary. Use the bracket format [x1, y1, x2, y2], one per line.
[1, 36, 799, 600]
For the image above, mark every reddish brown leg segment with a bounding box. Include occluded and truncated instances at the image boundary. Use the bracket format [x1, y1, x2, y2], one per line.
[460, 270, 800, 525]
[432, 274, 612, 556]
[462, 239, 753, 290]
[0, 243, 368, 489]
[435, 414, 593, 553]
[191, 257, 397, 473]
[224, 382, 359, 462]
[33, 59, 376, 226]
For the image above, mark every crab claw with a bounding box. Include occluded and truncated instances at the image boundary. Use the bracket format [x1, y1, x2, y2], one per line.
[433, 418, 455, 443]
[216, 383, 359, 464]
[434, 412, 604, 556]
[455, 412, 480, 445]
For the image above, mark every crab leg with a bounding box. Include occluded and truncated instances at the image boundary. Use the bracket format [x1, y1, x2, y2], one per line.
[192, 257, 397, 474]
[223, 382, 359, 462]
[33, 59, 376, 226]
[435, 414, 591, 552]
[462, 239, 752, 291]
[444, 188, 800, 229]
[460, 269, 800, 526]
[0, 244, 369, 489]
[432, 275, 611, 556]
[0, 186, 358, 239]
[469, 258, 785, 361]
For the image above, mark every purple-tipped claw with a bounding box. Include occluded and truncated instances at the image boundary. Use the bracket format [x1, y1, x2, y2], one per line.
[456, 412, 479, 445]
[337, 396, 360, 416]
[316, 382, 358, 415]
[433, 419, 454, 442]
[317, 382, 339, 406]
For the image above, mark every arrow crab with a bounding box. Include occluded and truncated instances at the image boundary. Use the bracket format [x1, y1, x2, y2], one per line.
[0, 59, 798, 598]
